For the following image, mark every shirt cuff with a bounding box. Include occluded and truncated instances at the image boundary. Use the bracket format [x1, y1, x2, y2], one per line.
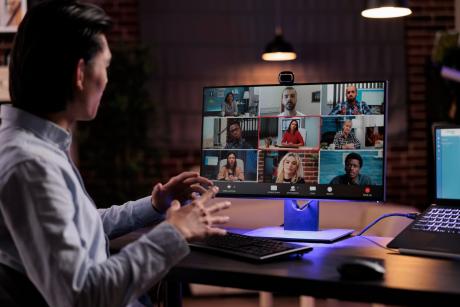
[132, 196, 165, 226]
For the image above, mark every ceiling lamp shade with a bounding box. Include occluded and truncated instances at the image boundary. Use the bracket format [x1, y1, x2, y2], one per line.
[361, 0, 412, 18]
[262, 33, 297, 61]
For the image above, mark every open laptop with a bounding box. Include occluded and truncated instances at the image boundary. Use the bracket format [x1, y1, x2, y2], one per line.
[387, 125, 460, 259]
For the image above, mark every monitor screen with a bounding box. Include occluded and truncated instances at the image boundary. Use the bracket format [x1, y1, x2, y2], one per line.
[435, 127, 460, 201]
[201, 81, 387, 201]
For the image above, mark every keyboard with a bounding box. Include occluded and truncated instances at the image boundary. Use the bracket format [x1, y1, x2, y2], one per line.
[189, 232, 312, 261]
[411, 207, 460, 234]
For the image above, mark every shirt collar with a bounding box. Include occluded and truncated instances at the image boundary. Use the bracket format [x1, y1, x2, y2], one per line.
[0, 104, 72, 151]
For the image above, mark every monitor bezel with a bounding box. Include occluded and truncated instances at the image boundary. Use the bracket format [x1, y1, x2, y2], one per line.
[200, 80, 388, 202]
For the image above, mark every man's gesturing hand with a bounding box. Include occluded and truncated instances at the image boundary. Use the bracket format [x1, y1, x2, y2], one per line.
[166, 186, 231, 241]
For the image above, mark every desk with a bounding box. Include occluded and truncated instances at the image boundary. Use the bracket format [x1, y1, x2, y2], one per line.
[166, 235, 460, 306]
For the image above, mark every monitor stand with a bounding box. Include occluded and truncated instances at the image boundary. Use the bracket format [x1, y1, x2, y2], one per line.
[244, 199, 354, 243]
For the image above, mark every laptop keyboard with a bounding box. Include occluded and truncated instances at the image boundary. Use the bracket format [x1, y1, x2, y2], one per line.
[190, 232, 312, 261]
[411, 207, 460, 234]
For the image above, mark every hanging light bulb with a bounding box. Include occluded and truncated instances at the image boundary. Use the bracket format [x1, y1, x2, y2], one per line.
[361, 0, 412, 19]
[262, 27, 297, 61]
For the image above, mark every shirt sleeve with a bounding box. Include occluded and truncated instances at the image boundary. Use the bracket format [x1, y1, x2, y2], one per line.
[329, 104, 340, 115]
[0, 160, 189, 307]
[98, 197, 165, 239]
[281, 132, 288, 143]
[361, 102, 372, 114]
[295, 131, 305, 145]
[333, 132, 342, 149]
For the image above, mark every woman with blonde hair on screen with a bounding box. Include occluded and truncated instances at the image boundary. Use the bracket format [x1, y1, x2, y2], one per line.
[275, 152, 305, 184]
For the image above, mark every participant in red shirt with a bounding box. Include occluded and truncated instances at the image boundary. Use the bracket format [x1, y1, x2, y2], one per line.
[281, 119, 304, 146]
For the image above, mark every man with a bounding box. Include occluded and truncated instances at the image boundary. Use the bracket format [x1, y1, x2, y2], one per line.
[333, 119, 361, 149]
[278, 86, 305, 116]
[0, 1, 230, 306]
[224, 121, 253, 149]
[329, 85, 371, 115]
[330, 152, 372, 185]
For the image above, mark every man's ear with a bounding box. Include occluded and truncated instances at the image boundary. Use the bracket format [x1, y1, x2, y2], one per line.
[75, 59, 86, 91]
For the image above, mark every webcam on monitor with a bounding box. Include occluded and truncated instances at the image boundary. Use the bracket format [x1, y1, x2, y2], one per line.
[278, 71, 295, 85]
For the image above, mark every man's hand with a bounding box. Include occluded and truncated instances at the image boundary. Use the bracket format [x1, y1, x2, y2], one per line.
[166, 186, 231, 241]
[151, 171, 214, 214]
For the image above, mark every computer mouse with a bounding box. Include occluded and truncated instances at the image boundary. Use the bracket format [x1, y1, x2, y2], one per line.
[337, 258, 385, 281]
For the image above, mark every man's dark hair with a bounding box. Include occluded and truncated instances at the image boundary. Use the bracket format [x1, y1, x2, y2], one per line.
[9, 0, 112, 114]
[345, 152, 363, 168]
[228, 120, 241, 130]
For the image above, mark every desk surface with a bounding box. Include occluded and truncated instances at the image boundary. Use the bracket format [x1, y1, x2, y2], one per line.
[166, 234, 460, 306]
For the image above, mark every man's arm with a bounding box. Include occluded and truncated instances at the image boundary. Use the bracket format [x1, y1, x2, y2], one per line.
[98, 197, 164, 239]
[0, 160, 189, 307]
[361, 101, 372, 115]
[328, 104, 341, 115]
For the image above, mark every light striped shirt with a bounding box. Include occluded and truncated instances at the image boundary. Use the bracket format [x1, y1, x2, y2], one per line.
[0, 105, 189, 307]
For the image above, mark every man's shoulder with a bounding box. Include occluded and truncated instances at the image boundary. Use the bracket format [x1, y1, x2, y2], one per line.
[241, 140, 254, 149]
[330, 174, 346, 184]
[1, 129, 68, 168]
[358, 174, 372, 184]
[329, 103, 343, 114]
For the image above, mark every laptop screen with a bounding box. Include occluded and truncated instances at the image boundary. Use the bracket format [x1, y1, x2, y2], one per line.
[435, 127, 460, 201]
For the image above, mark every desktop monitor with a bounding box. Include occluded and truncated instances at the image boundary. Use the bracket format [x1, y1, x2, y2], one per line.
[201, 81, 387, 242]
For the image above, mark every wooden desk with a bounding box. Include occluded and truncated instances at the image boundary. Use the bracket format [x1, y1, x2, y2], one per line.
[166, 235, 460, 306]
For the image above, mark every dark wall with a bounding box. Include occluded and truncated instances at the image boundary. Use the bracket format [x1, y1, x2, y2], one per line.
[77, 0, 455, 208]
[139, 0, 407, 150]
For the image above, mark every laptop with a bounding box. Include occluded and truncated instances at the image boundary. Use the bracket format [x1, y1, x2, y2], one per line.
[387, 125, 460, 259]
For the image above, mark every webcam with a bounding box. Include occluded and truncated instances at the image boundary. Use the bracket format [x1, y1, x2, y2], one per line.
[278, 71, 295, 85]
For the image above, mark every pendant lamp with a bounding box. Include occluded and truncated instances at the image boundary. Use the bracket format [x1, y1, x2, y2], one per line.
[361, 0, 412, 18]
[262, 28, 297, 62]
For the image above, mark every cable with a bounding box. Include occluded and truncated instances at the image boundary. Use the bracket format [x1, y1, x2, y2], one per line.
[358, 236, 399, 252]
[356, 212, 419, 236]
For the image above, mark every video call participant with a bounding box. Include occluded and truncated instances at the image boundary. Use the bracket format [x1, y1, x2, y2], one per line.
[217, 152, 244, 181]
[333, 119, 361, 149]
[221, 92, 237, 117]
[278, 86, 305, 117]
[328, 85, 371, 115]
[330, 152, 372, 185]
[0, 2, 230, 306]
[276, 152, 305, 184]
[224, 121, 253, 149]
[281, 119, 305, 146]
